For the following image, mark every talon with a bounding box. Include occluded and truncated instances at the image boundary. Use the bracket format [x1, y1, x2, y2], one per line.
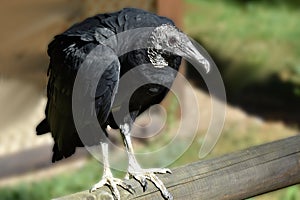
[142, 180, 148, 192]
[163, 191, 173, 200]
[128, 167, 171, 198]
[160, 168, 172, 174]
[133, 175, 147, 191]
[123, 184, 135, 194]
[90, 177, 134, 200]
[121, 123, 173, 199]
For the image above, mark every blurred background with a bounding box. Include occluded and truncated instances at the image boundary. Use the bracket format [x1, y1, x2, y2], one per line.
[0, 0, 299, 199]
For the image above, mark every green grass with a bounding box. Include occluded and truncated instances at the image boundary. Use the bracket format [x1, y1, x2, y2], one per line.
[185, 0, 300, 91]
[0, 159, 128, 200]
[0, 160, 100, 200]
[184, 1, 300, 199]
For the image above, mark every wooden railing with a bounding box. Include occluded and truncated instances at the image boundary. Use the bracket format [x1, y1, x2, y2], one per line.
[55, 135, 300, 200]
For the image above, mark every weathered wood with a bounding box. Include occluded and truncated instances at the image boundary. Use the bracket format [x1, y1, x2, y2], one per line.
[55, 135, 300, 200]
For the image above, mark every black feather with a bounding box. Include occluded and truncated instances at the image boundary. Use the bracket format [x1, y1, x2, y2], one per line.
[37, 8, 182, 162]
[36, 118, 50, 135]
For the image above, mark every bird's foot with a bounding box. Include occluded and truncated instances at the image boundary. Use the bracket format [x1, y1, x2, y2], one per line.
[90, 175, 134, 200]
[126, 167, 172, 200]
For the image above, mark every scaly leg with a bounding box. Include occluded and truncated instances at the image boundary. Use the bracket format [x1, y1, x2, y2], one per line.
[120, 123, 173, 200]
[90, 141, 134, 200]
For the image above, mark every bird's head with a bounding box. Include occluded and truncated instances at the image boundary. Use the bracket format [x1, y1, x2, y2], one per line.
[148, 24, 210, 73]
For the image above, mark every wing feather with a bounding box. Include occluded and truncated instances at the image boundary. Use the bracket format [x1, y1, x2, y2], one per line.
[43, 36, 120, 162]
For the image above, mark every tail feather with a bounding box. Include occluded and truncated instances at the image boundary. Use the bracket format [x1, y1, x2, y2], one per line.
[52, 142, 77, 163]
[52, 143, 63, 162]
[36, 118, 50, 135]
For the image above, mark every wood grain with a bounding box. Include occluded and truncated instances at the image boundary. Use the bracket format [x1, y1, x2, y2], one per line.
[55, 135, 300, 200]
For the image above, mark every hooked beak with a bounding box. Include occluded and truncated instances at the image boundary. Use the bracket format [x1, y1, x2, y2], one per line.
[180, 42, 210, 73]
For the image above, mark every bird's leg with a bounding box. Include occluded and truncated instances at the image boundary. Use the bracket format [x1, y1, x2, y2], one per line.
[90, 141, 134, 200]
[120, 123, 173, 200]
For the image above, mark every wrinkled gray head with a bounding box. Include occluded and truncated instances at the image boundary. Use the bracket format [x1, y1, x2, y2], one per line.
[148, 24, 210, 72]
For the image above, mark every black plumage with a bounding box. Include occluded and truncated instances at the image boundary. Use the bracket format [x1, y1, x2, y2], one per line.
[36, 8, 210, 199]
[36, 8, 181, 162]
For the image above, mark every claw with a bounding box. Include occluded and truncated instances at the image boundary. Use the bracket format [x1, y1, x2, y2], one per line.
[121, 124, 172, 199]
[154, 168, 172, 174]
[141, 178, 147, 192]
[90, 177, 134, 200]
[128, 168, 172, 200]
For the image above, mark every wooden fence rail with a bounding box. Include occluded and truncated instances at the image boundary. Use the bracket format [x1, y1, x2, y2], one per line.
[56, 135, 300, 200]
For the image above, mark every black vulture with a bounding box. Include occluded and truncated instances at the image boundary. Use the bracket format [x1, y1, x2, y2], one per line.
[36, 8, 210, 200]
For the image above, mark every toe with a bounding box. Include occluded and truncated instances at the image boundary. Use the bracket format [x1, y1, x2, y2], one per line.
[142, 180, 148, 192]
[110, 183, 120, 200]
[133, 175, 148, 191]
[128, 168, 172, 199]
[162, 191, 173, 200]
[114, 179, 135, 194]
[147, 174, 172, 200]
[153, 168, 172, 174]
[89, 178, 122, 200]
[89, 179, 106, 192]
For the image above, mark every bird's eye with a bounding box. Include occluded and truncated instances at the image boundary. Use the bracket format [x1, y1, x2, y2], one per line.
[168, 37, 177, 46]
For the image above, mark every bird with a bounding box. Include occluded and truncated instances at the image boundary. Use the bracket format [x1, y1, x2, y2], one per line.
[36, 7, 210, 200]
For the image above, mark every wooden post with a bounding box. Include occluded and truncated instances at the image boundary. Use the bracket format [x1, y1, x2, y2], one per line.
[157, 0, 184, 29]
[55, 135, 300, 200]
[77, 0, 156, 19]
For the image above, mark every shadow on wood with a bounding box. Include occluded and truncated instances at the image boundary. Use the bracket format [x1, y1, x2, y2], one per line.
[55, 135, 300, 200]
